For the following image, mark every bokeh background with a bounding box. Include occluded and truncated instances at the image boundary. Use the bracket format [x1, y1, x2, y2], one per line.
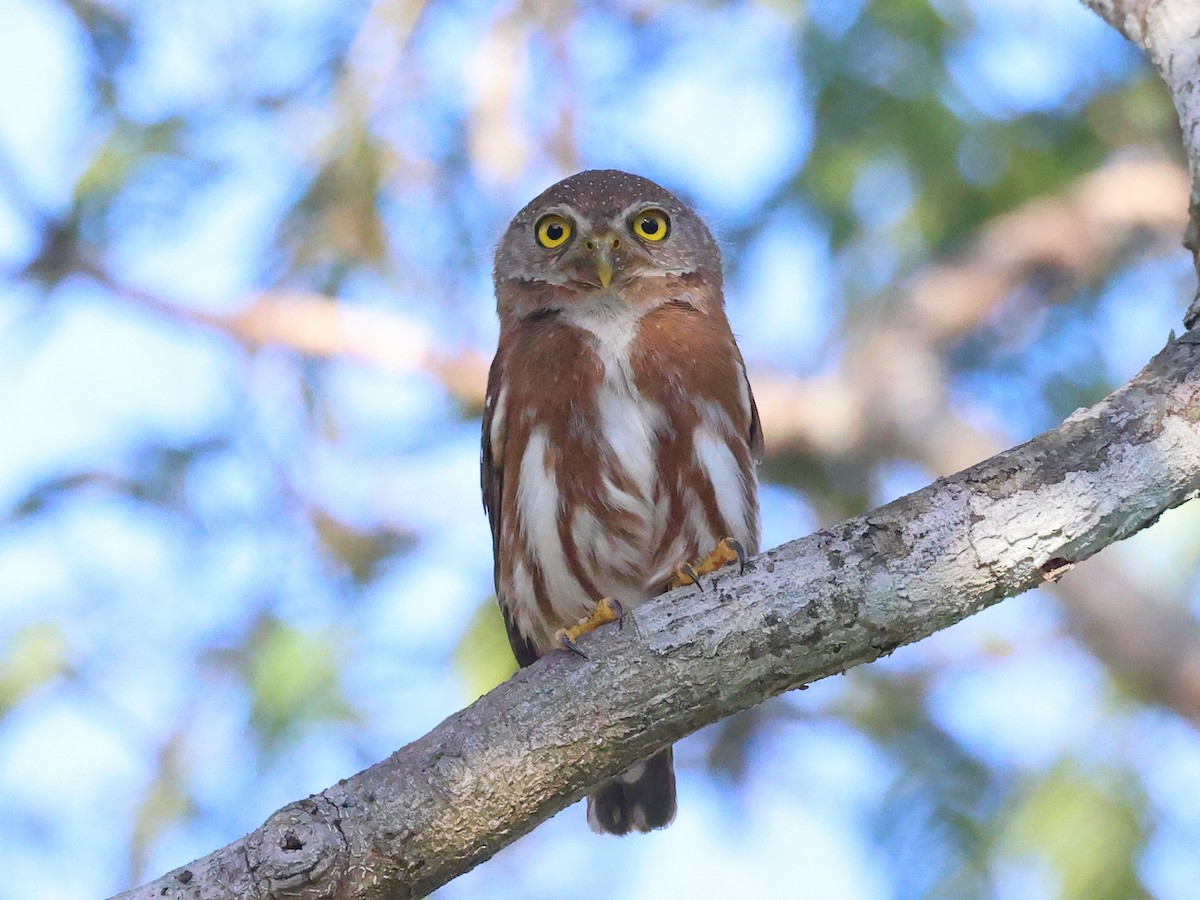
[2, 0, 1200, 897]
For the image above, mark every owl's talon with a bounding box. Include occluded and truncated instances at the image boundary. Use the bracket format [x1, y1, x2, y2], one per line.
[555, 596, 623, 658]
[669, 537, 746, 590]
[671, 562, 703, 593]
[556, 630, 589, 659]
[611, 597, 625, 631]
[727, 538, 746, 575]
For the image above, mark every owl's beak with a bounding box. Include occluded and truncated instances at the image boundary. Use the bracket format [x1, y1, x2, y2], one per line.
[585, 232, 621, 289]
[596, 250, 614, 289]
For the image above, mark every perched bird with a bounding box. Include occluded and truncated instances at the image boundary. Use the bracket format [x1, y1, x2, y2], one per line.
[482, 169, 762, 835]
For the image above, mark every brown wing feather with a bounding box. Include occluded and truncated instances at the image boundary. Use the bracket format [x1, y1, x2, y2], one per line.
[744, 364, 765, 465]
[480, 353, 503, 560]
[727, 346, 763, 465]
[481, 350, 540, 668]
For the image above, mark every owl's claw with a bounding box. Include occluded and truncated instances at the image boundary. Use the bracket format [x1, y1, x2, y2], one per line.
[554, 596, 623, 658]
[669, 538, 746, 590]
[557, 632, 588, 660]
[731, 539, 747, 575]
[671, 562, 704, 593]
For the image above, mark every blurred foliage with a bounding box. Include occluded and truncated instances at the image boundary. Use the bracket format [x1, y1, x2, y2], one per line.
[1006, 765, 1147, 900]
[454, 596, 520, 701]
[232, 615, 356, 749]
[1, 0, 1198, 898]
[0, 622, 69, 717]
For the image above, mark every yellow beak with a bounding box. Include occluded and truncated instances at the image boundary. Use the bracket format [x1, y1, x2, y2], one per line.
[595, 246, 614, 289]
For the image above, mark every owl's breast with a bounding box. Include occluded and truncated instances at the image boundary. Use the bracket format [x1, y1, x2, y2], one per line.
[492, 299, 757, 652]
[563, 319, 670, 598]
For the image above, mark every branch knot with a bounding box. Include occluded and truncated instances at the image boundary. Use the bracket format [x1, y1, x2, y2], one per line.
[246, 798, 348, 899]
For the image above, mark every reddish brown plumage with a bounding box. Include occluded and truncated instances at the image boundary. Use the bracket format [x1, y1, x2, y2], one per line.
[482, 170, 761, 834]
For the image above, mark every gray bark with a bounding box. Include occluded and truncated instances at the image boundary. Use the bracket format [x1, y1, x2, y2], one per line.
[116, 332, 1200, 899]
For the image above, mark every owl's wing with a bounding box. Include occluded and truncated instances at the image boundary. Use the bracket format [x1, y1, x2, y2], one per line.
[740, 357, 765, 465]
[481, 351, 540, 668]
[748, 388, 764, 464]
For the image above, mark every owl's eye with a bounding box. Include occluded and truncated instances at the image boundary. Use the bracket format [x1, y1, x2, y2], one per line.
[535, 214, 572, 249]
[632, 209, 670, 242]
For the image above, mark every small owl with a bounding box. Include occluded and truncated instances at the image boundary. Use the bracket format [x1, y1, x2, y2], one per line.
[482, 170, 762, 835]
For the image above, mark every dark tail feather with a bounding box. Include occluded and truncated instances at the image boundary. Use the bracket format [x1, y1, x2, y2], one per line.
[587, 747, 676, 835]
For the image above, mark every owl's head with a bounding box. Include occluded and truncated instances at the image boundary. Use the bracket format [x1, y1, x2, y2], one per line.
[493, 170, 721, 319]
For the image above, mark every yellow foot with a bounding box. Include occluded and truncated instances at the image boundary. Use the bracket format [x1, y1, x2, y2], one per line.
[555, 596, 624, 658]
[668, 537, 746, 592]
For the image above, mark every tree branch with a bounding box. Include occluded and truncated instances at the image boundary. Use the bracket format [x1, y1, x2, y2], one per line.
[117, 330, 1200, 899]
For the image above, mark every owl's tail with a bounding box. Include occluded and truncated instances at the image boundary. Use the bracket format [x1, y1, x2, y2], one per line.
[586, 747, 676, 835]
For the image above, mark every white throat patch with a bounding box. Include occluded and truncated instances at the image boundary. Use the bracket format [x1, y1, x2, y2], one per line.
[560, 294, 643, 376]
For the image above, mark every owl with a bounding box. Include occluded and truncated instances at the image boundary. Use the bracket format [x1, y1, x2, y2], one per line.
[482, 169, 762, 835]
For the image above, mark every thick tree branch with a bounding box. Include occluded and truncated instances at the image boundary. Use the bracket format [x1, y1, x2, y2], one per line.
[118, 331, 1200, 900]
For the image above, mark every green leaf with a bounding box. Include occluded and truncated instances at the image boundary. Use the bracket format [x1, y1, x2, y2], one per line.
[247, 617, 354, 745]
[453, 598, 519, 701]
[0, 622, 69, 715]
[1004, 764, 1148, 900]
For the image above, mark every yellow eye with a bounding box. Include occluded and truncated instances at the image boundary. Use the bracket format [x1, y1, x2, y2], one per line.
[536, 214, 572, 249]
[632, 209, 670, 242]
